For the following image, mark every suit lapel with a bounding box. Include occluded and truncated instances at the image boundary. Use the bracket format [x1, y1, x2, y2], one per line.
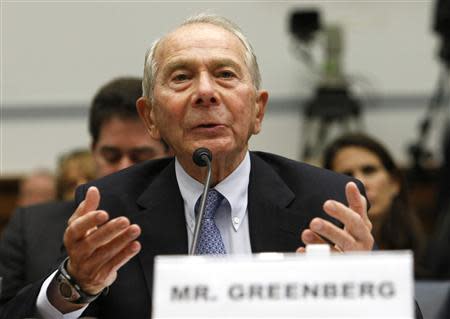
[131, 160, 188, 298]
[248, 153, 306, 253]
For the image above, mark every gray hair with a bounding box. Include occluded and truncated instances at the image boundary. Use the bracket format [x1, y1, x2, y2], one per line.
[142, 13, 261, 101]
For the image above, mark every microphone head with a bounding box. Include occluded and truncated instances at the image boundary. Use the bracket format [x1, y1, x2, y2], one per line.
[192, 148, 212, 167]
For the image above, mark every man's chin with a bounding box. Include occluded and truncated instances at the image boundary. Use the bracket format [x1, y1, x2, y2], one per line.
[189, 139, 232, 153]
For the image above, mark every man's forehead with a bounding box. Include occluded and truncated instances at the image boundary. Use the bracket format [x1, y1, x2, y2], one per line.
[155, 23, 246, 62]
[100, 117, 146, 131]
[97, 118, 148, 141]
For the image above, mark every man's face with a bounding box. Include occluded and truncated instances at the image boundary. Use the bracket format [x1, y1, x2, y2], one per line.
[139, 23, 268, 165]
[92, 117, 168, 177]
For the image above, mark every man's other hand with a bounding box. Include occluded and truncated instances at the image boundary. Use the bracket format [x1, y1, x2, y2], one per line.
[297, 182, 374, 253]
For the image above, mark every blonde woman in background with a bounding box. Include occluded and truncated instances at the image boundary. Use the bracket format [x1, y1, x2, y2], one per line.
[56, 149, 96, 201]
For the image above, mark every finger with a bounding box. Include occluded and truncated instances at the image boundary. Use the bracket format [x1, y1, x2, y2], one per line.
[65, 210, 109, 244]
[301, 229, 327, 245]
[346, 182, 368, 221]
[67, 216, 130, 261]
[109, 240, 141, 273]
[87, 224, 141, 267]
[68, 187, 101, 225]
[297, 244, 342, 254]
[298, 229, 342, 253]
[296, 246, 306, 253]
[323, 200, 371, 242]
[308, 217, 357, 251]
[84, 217, 132, 246]
[82, 186, 101, 214]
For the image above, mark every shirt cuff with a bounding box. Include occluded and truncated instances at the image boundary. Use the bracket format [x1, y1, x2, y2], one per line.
[36, 270, 88, 319]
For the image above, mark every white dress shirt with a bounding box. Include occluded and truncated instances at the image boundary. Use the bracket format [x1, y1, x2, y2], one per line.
[175, 151, 252, 254]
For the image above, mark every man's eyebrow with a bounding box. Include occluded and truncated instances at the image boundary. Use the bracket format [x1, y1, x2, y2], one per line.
[130, 146, 154, 151]
[99, 146, 120, 151]
[100, 146, 153, 151]
[160, 60, 192, 79]
[211, 58, 243, 73]
[160, 57, 243, 79]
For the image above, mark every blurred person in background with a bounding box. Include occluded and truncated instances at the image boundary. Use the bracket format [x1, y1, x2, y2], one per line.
[88, 78, 171, 177]
[425, 126, 450, 279]
[16, 169, 56, 207]
[0, 76, 172, 305]
[323, 133, 427, 278]
[56, 149, 96, 201]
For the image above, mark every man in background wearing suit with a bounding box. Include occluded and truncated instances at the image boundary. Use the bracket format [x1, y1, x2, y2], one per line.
[0, 14, 375, 319]
[0, 77, 171, 306]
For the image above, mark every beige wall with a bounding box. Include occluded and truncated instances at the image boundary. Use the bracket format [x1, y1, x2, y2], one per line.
[2, 1, 447, 175]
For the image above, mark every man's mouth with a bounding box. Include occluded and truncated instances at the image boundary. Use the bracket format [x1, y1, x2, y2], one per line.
[191, 123, 226, 135]
[197, 123, 220, 128]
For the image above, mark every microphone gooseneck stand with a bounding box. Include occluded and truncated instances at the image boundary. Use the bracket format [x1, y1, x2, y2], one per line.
[189, 148, 213, 255]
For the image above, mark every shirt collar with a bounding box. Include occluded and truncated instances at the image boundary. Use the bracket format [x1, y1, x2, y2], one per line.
[175, 151, 251, 229]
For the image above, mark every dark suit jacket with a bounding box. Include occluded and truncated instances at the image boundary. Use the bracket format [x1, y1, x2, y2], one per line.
[3, 152, 420, 319]
[0, 201, 74, 304]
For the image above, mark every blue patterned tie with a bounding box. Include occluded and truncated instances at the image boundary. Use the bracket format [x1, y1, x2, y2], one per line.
[196, 189, 226, 255]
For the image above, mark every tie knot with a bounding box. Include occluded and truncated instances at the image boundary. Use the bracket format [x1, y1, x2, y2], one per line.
[197, 189, 223, 220]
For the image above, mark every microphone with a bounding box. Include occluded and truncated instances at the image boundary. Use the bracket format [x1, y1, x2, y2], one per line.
[189, 148, 213, 255]
[192, 148, 212, 167]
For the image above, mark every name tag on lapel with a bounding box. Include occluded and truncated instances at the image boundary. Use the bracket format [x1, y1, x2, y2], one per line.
[152, 250, 413, 318]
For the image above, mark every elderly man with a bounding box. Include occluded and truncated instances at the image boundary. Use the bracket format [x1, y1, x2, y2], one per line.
[0, 15, 375, 319]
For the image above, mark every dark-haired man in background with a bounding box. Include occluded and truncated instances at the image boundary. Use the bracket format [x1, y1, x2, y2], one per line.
[0, 77, 171, 305]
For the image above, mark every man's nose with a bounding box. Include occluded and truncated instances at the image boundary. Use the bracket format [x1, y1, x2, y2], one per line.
[354, 172, 368, 187]
[116, 156, 134, 171]
[194, 73, 218, 107]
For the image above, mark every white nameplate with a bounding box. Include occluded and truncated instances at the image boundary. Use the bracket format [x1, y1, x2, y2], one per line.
[153, 250, 413, 318]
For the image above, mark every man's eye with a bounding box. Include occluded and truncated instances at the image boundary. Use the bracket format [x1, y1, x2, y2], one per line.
[361, 165, 379, 175]
[129, 149, 156, 163]
[342, 170, 354, 178]
[218, 70, 235, 78]
[100, 149, 122, 164]
[172, 73, 189, 82]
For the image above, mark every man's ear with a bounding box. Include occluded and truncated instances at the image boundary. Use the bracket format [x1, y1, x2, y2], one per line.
[136, 97, 161, 139]
[252, 90, 269, 135]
